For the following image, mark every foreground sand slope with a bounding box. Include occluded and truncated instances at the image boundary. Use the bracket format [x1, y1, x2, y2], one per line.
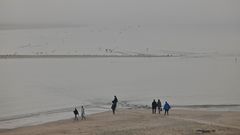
[0, 108, 240, 135]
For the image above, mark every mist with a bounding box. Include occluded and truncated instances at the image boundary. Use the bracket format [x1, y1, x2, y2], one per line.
[0, 0, 240, 54]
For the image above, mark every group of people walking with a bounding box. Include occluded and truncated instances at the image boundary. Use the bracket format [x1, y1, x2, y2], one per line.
[73, 96, 119, 121]
[73, 96, 171, 120]
[152, 99, 171, 115]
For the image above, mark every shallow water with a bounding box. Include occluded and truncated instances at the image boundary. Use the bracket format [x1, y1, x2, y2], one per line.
[0, 56, 240, 128]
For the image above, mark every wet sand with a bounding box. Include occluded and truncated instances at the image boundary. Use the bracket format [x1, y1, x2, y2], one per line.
[0, 108, 240, 135]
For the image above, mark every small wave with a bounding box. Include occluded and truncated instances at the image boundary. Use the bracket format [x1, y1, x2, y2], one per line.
[173, 104, 240, 108]
[0, 104, 109, 129]
[0, 105, 105, 122]
[0, 107, 72, 122]
[119, 102, 240, 111]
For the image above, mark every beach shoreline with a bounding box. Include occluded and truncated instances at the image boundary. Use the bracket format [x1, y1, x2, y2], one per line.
[1, 104, 239, 130]
[0, 54, 179, 59]
[1, 108, 240, 135]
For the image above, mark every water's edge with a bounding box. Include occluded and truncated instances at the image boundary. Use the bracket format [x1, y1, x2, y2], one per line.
[0, 102, 240, 130]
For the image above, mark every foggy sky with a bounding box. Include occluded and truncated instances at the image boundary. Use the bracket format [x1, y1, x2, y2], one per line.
[0, 0, 240, 53]
[1, 0, 240, 26]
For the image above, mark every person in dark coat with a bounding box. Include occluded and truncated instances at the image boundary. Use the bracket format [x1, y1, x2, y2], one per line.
[152, 99, 157, 114]
[111, 96, 118, 114]
[73, 108, 79, 120]
[163, 101, 171, 115]
[157, 99, 162, 114]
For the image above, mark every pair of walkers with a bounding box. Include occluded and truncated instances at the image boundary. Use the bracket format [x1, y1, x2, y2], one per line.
[152, 99, 171, 115]
[73, 106, 86, 120]
[152, 99, 162, 114]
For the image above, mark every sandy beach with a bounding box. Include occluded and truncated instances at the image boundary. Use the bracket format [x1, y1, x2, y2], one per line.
[0, 108, 240, 135]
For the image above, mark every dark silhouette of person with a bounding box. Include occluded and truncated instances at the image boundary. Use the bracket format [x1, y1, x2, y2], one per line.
[73, 108, 79, 120]
[111, 96, 118, 114]
[152, 99, 157, 114]
[157, 99, 162, 114]
[163, 101, 171, 115]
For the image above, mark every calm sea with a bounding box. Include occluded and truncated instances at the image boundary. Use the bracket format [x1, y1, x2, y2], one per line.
[0, 56, 240, 128]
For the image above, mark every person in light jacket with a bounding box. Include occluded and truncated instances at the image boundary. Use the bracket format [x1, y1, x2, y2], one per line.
[81, 106, 86, 120]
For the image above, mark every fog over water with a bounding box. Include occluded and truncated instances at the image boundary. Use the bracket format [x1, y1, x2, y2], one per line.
[0, 56, 240, 128]
[0, 0, 240, 129]
[0, 0, 240, 54]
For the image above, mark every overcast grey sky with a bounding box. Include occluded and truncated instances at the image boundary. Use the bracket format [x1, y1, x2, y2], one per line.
[0, 0, 239, 26]
[0, 0, 240, 54]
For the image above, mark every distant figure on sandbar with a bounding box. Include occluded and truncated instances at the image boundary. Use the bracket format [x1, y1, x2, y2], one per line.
[157, 99, 162, 114]
[152, 99, 157, 114]
[111, 96, 118, 114]
[163, 101, 171, 115]
[73, 108, 79, 120]
[81, 106, 86, 120]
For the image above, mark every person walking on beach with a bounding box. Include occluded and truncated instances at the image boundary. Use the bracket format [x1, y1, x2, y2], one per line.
[111, 96, 118, 114]
[163, 101, 171, 115]
[73, 108, 79, 120]
[152, 99, 157, 114]
[157, 99, 162, 114]
[81, 106, 86, 120]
